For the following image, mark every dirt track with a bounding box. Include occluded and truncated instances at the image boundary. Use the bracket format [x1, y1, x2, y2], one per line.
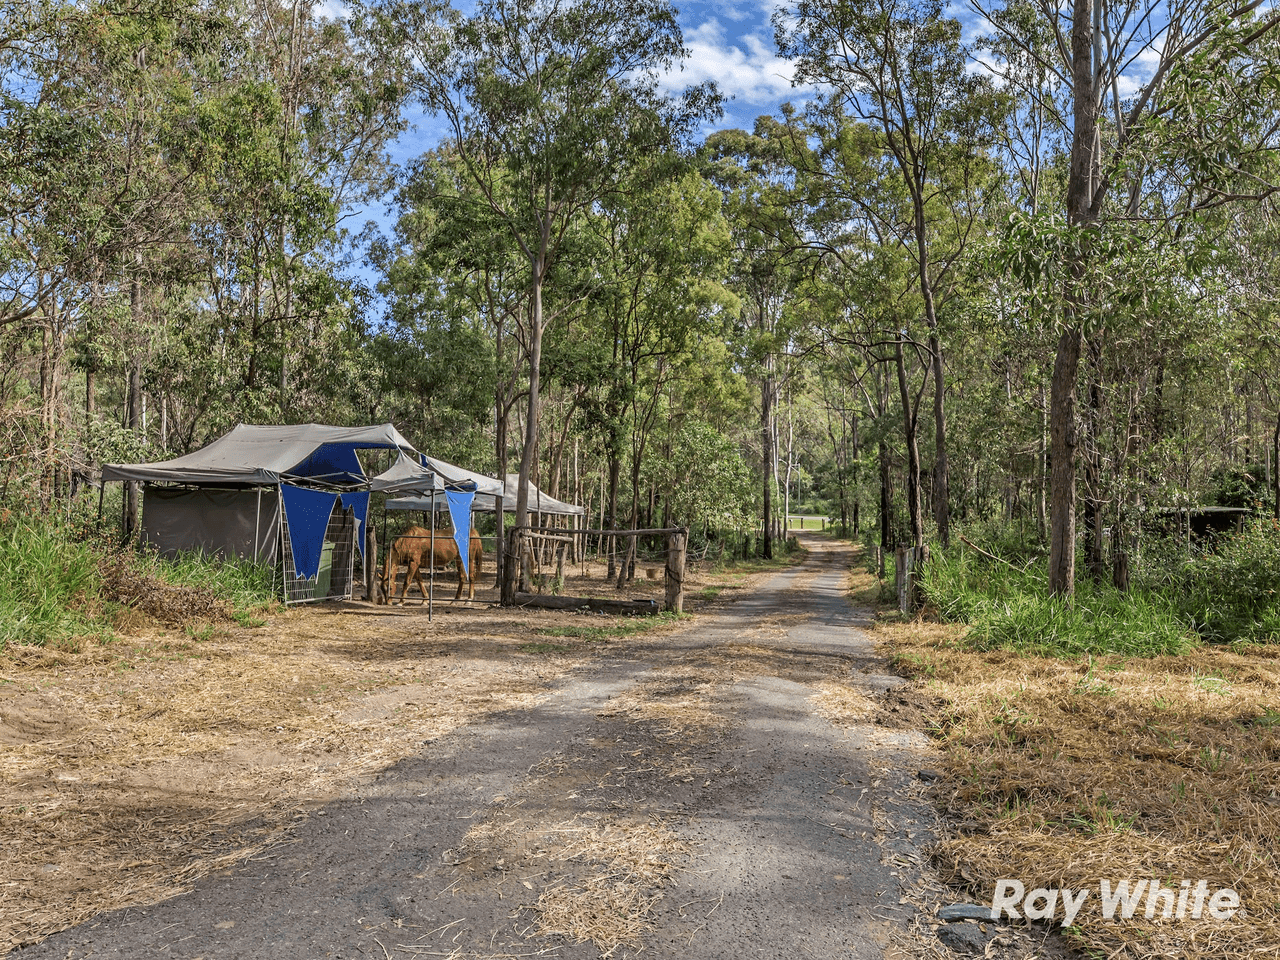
[10, 535, 1038, 959]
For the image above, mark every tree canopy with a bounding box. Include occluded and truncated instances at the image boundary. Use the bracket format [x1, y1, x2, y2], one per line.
[6, 0, 1280, 598]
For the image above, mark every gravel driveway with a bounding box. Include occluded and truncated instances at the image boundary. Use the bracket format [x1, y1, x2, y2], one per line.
[17, 535, 961, 960]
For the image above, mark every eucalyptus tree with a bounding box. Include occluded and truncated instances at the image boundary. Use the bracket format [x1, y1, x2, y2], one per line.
[581, 166, 735, 579]
[0, 0, 238, 518]
[184, 0, 403, 426]
[356, 0, 719, 545]
[777, 0, 999, 548]
[973, 0, 1280, 593]
[703, 116, 814, 558]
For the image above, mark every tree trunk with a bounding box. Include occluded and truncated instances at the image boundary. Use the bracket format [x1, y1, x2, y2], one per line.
[511, 253, 545, 600]
[1048, 327, 1084, 594]
[783, 402, 794, 538]
[1037, 376, 1048, 540]
[928, 335, 949, 548]
[124, 276, 145, 541]
[894, 339, 925, 550]
[493, 311, 510, 588]
[1273, 408, 1279, 520]
[761, 359, 774, 560]
[1048, 0, 1100, 597]
[606, 446, 621, 579]
[1082, 337, 1106, 580]
[879, 439, 892, 552]
[850, 408, 860, 536]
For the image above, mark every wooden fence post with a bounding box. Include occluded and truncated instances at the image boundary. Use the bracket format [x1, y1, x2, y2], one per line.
[664, 530, 686, 613]
[365, 524, 380, 603]
[895, 545, 928, 614]
[501, 528, 521, 605]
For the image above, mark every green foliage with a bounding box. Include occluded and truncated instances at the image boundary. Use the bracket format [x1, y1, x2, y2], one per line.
[647, 421, 754, 531]
[146, 549, 277, 617]
[0, 521, 106, 650]
[925, 517, 1280, 653]
[1141, 518, 1280, 644]
[0, 518, 275, 651]
[923, 542, 1196, 658]
[1208, 464, 1272, 511]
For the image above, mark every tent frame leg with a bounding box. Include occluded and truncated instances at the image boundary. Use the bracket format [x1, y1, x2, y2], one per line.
[428, 499, 435, 622]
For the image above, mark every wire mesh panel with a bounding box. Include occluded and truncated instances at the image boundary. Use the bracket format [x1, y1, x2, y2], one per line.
[282, 502, 358, 605]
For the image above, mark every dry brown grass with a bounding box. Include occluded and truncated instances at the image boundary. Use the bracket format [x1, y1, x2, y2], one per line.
[529, 817, 692, 957]
[0, 607, 569, 954]
[596, 668, 728, 740]
[0, 542, 807, 956]
[810, 680, 877, 726]
[875, 605, 1280, 959]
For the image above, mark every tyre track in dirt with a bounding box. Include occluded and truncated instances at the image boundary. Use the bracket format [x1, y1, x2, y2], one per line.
[16, 535, 946, 960]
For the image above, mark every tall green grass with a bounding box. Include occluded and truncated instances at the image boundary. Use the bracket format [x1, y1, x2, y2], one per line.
[147, 550, 277, 614]
[1137, 518, 1280, 644]
[0, 521, 277, 651]
[924, 518, 1280, 655]
[0, 522, 107, 649]
[923, 543, 1197, 657]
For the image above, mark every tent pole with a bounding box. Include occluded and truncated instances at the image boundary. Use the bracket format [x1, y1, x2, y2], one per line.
[96, 479, 105, 530]
[253, 487, 262, 563]
[278, 486, 287, 604]
[428, 491, 435, 622]
[495, 493, 505, 589]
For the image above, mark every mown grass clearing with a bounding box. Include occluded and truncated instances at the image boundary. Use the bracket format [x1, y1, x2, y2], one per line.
[852, 548, 1280, 959]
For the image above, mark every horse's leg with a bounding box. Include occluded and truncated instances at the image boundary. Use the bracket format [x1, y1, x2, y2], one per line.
[453, 557, 465, 601]
[401, 559, 416, 603]
[391, 560, 407, 604]
[411, 556, 429, 603]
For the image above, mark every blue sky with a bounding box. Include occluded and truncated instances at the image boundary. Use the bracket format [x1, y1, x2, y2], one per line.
[661, 0, 802, 131]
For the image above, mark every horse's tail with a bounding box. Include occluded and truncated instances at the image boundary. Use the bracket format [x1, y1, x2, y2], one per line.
[472, 530, 483, 580]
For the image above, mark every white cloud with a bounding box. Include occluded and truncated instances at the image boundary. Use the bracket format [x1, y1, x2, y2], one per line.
[315, 0, 351, 21]
[666, 20, 800, 107]
[1114, 73, 1143, 99]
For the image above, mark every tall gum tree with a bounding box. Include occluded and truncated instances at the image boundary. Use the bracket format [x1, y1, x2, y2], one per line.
[777, 0, 998, 549]
[703, 119, 812, 559]
[356, 0, 720, 546]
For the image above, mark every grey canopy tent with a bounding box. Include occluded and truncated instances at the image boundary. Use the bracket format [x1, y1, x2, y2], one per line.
[102, 423, 445, 604]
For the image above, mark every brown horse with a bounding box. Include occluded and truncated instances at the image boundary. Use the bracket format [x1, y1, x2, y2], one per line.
[380, 525, 483, 603]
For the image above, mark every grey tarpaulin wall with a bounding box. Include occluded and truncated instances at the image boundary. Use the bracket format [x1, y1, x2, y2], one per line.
[142, 487, 280, 565]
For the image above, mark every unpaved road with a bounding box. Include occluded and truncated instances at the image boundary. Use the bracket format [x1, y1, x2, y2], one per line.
[16, 535, 952, 959]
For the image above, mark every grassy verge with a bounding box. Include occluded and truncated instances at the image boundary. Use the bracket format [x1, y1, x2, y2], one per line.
[0, 522, 110, 650]
[0, 520, 277, 652]
[850, 549, 1280, 958]
[923, 546, 1197, 657]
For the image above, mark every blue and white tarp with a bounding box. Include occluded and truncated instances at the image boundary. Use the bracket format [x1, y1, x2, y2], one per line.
[281, 483, 339, 580]
[445, 489, 475, 575]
